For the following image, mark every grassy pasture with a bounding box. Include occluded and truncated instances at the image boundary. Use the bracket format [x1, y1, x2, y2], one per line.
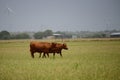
[0, 39, 120, 80]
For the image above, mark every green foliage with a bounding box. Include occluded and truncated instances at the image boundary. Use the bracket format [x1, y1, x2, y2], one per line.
[0, 30, 31, 39]
[33, 32, 43, 39]
[12, 33, 30, 39]
[34, 30, 53, 39]
[0, 31, 11, 40]
[43, 30, 53, 37]
[0, 39, 120, 80]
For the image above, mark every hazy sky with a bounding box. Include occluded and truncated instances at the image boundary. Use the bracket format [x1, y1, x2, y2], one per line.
[0, 0, 120, 32]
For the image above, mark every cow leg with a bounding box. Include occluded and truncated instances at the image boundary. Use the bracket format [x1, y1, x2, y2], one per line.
[39, 52, 42, 58]
[53, 53, 55, 58]
[42, 53, 46, 58]
[42, 53, 49, 58]
[59, 52, 63, 57]
[31, 52, 34, 58]
[46, 53, 49, 58]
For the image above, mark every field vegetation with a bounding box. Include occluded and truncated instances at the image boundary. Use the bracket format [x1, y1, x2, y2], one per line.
[0, 38, 120, 80]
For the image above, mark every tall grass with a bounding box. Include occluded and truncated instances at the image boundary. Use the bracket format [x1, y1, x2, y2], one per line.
[0, 39, 120, 80]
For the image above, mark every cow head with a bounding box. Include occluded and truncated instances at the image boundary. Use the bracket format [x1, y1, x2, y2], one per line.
[62, 43, 68, 50]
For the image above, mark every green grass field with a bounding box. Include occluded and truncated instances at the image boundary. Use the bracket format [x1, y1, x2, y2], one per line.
[0, 39, 120, 80]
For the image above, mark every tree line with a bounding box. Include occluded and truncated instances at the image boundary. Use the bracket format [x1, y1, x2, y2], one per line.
[0, 31, 30, 40]
[0, 29, 120, 40]
[0, 30, 72, 40]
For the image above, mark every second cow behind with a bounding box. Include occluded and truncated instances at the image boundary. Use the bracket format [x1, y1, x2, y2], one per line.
[42, 43, 68, 58]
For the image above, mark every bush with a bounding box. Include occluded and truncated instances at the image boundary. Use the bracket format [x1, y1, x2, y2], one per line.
[0, 31, 11, 40]
[12, 33, 30, 39]
[33, 32, 43, 39]
[34, 30, 53, 39]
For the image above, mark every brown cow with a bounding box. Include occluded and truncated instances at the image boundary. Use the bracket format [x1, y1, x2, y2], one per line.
[42, 43, 68, 57]
[51, 43, 68, 57]
[30, 41, 56, 58]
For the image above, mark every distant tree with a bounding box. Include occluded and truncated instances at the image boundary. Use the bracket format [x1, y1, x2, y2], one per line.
[90, 32, 106, 38]
[0, 31, 11, 40]
[34, 32, 43, 39]
[33, 30, 53, 39]
[12, 33, 30, 39]
[43, 30, 53, 37]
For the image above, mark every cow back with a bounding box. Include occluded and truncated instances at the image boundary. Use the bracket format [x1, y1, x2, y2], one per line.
[30, 41, 56, 53]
